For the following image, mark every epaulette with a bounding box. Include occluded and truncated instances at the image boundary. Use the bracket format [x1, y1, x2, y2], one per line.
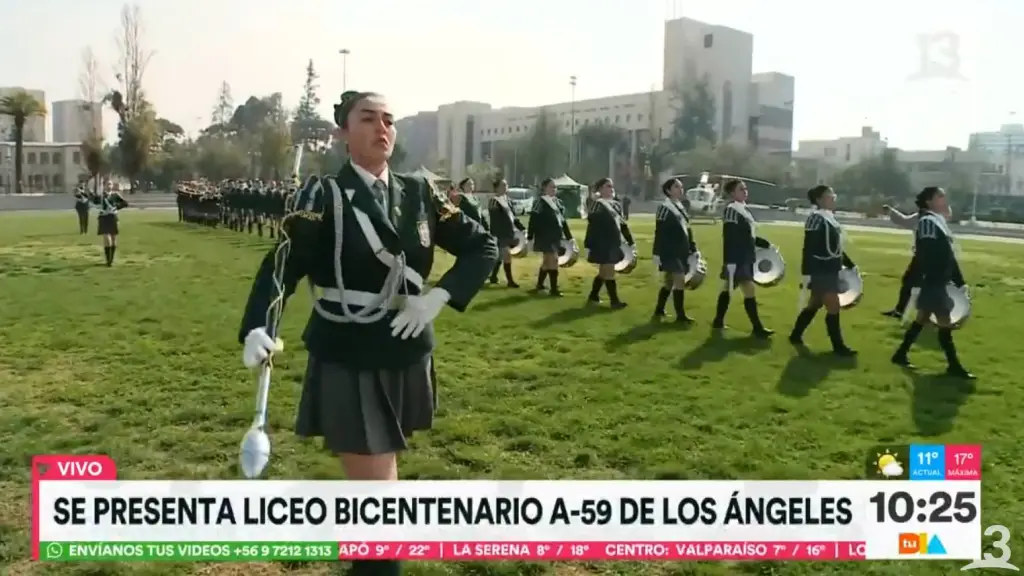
[917, 218, 938, 239]
[427, 181, 459, 222]
[805, 213, 823, 231]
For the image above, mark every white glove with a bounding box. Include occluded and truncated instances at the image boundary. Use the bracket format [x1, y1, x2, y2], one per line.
[652, 256, 661, 268]
[800, 275, 811, 289]
[390, 288, 451, 340]
[243, 327, 283, 369]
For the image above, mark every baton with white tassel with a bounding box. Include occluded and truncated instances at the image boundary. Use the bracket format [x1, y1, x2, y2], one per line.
[239, 144, 305, 479]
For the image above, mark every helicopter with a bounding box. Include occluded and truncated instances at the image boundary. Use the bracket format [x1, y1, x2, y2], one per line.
[665, 171, 777, 222]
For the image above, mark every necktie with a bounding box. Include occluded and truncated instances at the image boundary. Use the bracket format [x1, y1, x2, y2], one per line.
[371, 179, 387, 213]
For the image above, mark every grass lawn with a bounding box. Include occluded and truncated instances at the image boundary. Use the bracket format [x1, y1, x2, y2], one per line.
[1, 210, 1021, 576]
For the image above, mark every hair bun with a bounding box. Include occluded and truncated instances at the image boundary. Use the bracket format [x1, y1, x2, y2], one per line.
[340, 90, 360, 105]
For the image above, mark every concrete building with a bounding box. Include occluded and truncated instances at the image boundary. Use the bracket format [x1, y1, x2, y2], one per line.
[794, 126, 888, 167]
[52, 99, 103, 143]
[967, 124, 1024, 156]
[0, 142, 90, 194]
[896, 148, 1004, 196]
[663, 17, 753, 145]
[395, 111, 439, 170]
[749, 72, 794, 157]
[400, 16, 795, 180]
[0, 87, 47, 142]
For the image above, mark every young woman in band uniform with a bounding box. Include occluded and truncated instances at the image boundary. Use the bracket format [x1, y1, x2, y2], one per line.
[239, 90, 497, 576]
[651, 177, 698, 323]
[788, 185, 857, 356]
[527, 178, 574, 296]
[890, 187, 975, 379]
[711, 179, 773, 337]
[584, 178, 634, 308]
[94, 186, 128, 267]
[74, 185, 91, 234]
[486, 177, 525, 287]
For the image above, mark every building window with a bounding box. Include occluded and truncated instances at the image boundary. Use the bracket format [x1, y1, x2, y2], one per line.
[40, 152, 50, 164]
[626, 114, 632, 122]
[704, 34, 713, 48]
[845, 144, 851, 161]
[53, 152, 62, 164]
[73, 151, 81, 164]
[53, 174, 62, 187]
[637, 114, 644, 122]
[27, 152, 36, 164]
[615, 115, 620, 123]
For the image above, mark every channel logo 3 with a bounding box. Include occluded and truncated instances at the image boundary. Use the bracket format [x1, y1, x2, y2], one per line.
[962, 525, 1018, 572]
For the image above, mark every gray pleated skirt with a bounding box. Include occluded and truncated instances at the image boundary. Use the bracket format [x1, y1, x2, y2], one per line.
[295, 354, 436, 455]
[809, 272, 841, 295]
[916, 285, 953, 316]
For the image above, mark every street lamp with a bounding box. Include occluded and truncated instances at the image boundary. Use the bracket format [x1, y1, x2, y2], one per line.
[339, 49, 351, 92]
[569, 75, 577, 165]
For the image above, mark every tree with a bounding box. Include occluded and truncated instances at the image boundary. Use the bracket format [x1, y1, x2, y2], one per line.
[108, 3, 157, 192]
[521, 108, 568, 184]
[832, 149, 913, 205]
[79, 47, 108, 193]
[0, 90, 47, 194]
[211, 81, 234, 127]
[575, 123, 626, 183]
[667, 78, 717, 152]
[291, 60, 333, 149]
[465, 162, 498, 189]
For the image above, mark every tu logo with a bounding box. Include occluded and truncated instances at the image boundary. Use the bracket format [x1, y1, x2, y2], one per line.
[962, 525, 1018, 571]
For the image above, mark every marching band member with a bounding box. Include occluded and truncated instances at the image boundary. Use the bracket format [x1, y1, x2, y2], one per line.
[651, 177, 698, 323]
[74, 184, 91, 234]
[711, 179, 773, 337]
[238, 91, 497, 576]
[788, 185, 857, 356]
[454, 177, 489, 232]
[891, 187, 974, 378]
[527, 178, 574, 296]
[584, 177, 634, 308]
[881, 205, 922, 319]
[93, 185, 128, 267]
[486, 177, 524, 287]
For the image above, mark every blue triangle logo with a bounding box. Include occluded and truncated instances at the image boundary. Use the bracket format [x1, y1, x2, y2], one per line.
[927, 536, 946, 555]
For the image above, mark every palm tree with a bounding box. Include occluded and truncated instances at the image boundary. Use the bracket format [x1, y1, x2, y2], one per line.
[0, 90, 47, 194]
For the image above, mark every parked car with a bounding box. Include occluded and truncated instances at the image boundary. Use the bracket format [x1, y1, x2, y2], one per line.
[508, 187, 534, 215]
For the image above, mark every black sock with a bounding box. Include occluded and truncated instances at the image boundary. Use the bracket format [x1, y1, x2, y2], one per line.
[503, 262, 514, 282]
[896, 321, 924, 356]
[549, 270, 560, 292]
[536, 268, 548, 289]
[937, 327, 962, 369]
[894, 283, 912, 312]
[654, 287, 670, 314]
[825, 312, 847, 350]
[589, 277, 604, 300]
[672, 289, 685, 318]
[791, 308, 817, 340]
[743, 297, 764, 330]
[605, 279, 620, 302]
[713, 291, 730, 325]
[103, 246, 111, 264]
[490, 261, 501, 280]
[111, 245, 116, 263]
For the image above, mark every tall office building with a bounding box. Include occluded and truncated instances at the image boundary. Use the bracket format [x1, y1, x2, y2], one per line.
[52, 99, 103, 143]
[0, 87, 47, 142]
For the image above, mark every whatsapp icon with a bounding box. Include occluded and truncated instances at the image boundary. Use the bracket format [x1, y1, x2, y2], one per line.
[45, 542, 63, 559]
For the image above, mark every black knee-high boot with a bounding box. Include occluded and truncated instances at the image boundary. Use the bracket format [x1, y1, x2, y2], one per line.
[825, 312, 855, 355]
[743, 297, 772, 336]
[489, 261, 501, 283]
[535, 268, 548, 291]
[653, 287, 670, 316]
[712, 292, 730, 328]
[503, 262, 518, 287]
[588, 277, 604, 302]
[789, 308, 818, 344]
[605, 279, 625, 308]
[103, 246, 112, 266]
[672, 289, 690, 322]
[893, 283, 913, 314]
[937, 328, 975, 378]
[892, 321, 924, 366]
[549, 270, 562, 296]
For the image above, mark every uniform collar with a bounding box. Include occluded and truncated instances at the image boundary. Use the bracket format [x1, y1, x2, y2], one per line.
[350, 160, 390, 189]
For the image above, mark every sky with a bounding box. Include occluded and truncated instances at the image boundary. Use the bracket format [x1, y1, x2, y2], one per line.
[1, 0, 1019, 150]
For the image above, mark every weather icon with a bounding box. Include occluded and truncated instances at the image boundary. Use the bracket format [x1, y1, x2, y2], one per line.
[876, 450, 904, 477]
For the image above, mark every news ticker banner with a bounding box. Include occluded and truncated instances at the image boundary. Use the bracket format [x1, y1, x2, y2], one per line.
[33, 455, 983, 563]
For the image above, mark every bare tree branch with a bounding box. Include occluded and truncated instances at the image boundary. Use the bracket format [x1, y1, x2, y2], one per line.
[112, 3, 154, 119]
[78, 46, 105, 140]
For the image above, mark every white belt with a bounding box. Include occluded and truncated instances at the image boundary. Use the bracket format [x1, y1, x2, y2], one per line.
[318, 287, 405, 309]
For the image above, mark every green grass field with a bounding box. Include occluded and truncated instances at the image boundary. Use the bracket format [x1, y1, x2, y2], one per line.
[1, 210, 1021, 576]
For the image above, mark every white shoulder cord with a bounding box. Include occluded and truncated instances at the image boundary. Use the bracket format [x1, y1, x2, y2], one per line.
[810, 209, 844, 260]
[307, 179, 406, 324]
